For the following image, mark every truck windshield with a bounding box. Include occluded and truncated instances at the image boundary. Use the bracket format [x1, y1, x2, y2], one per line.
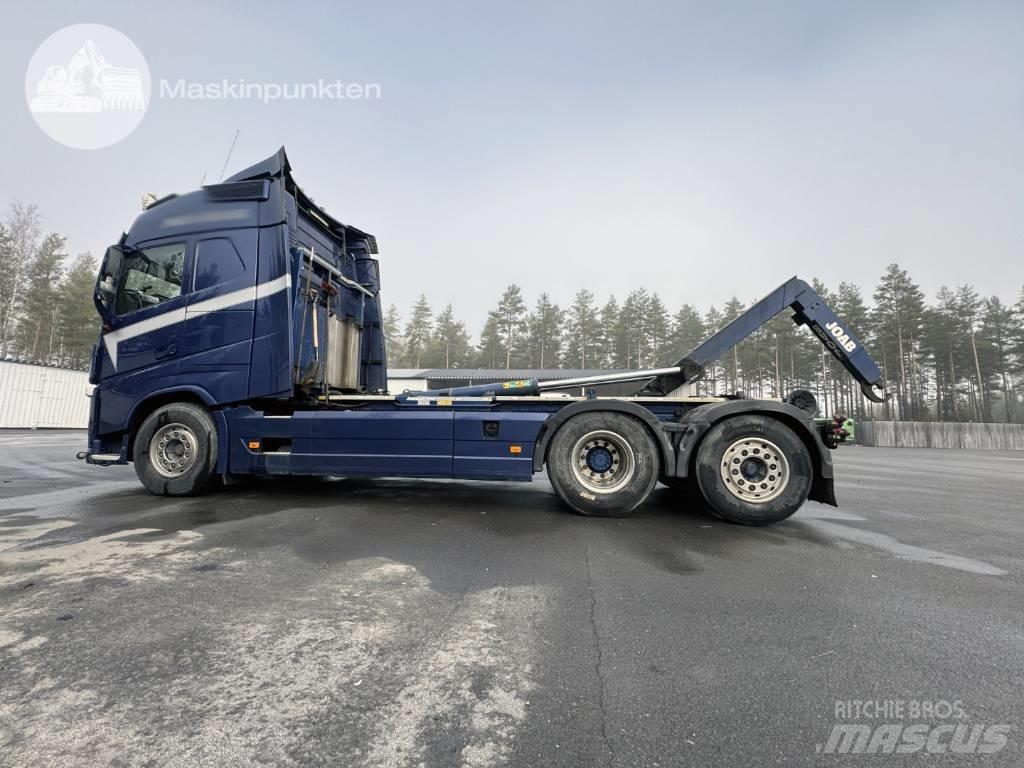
[115, 243, 186, 315]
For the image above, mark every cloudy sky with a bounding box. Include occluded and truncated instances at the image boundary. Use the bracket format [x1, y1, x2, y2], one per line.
[2, 1, 1022, 330]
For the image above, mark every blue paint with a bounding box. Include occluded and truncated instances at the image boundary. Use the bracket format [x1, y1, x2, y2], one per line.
[81, 148, 872, 510]
[587, 446, 613, 473]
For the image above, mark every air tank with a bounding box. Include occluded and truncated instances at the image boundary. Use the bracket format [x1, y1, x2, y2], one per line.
[327, 316, 362, 391]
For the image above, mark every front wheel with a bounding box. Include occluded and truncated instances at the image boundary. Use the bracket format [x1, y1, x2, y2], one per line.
[133, 402, 219, 496]
[695, 415, 812, 525]
[546, 412, 659, 517]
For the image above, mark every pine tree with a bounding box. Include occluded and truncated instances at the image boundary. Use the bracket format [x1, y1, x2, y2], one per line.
[476, 311, 504, 368]
[956, 285, 988, 421]
[923, 287, 966, 421]
[979, 296, 1017, 422]
[765, 312, 801, 400]
[734, 305, 771, 399]
[1010, 286, 1024, 421]
[646, 293, 671, 366]
[401, 295, 433, 368]
[429, 304, 471, 368]
[563, 290, 600, 368]
[54, 252, 99, 368]
[526, 293, 563, 368]
[667, 304, 706, 365]
[833, 282, 871, 417]
[598, 296, 625, 368]
[18, 233, 66, 361]
[493, 284, 528, 368]
[720, 297, 745, 392]
[806, 280, 842, 415]
[872, 264, 926, 420]
[703, 306, 724, 394]
[383, 304, 404, 368]
[621, 289, 651, 368]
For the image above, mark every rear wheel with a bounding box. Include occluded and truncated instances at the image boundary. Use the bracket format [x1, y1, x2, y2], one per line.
[546, 412, 659, 517]
[695, 415, 812, 525]
[133, 402, 218, 496]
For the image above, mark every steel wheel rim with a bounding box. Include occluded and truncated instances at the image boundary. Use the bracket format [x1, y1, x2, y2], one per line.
[720, 437, 789, 504]
[149, 422, 198, 478]
[571, 430, 635, 494]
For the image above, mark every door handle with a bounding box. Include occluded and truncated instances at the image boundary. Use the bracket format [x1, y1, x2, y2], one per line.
[155, 343, 178, 360]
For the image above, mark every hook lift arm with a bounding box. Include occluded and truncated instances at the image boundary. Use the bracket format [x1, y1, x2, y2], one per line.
[636, 276, 889, 402]
[410, 277, 889, 403]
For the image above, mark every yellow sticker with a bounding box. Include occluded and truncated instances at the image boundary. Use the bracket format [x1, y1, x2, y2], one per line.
[436, 398, 453, 406]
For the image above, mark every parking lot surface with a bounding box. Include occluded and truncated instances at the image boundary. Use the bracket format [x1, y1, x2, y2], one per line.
[1, 431, 1022, 767]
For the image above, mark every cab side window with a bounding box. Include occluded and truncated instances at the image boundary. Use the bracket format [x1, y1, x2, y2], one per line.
[115, 242, 186, 316]
[193, 238, 246, 292]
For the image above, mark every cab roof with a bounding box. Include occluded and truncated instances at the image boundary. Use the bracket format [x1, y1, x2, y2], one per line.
[225, 147, 378, 254]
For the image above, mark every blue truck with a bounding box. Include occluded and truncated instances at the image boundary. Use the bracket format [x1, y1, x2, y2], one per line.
[81, 148, 888, 525]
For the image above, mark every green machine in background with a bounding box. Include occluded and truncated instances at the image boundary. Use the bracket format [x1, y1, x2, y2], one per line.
[816, 415, 856, 445]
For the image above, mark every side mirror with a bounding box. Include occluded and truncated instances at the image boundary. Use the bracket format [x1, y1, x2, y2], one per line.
[94, 245, 124, 319]
[98, 277, 116, 303]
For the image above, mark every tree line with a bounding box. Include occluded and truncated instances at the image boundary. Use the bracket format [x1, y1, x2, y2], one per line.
[0, 202, 98, 370]
[2, 198, 1021, 424]
[386, 266, 1024, 423]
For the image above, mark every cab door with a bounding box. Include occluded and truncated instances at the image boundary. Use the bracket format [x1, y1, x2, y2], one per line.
[101, 240, 190, 379]
[180, 229, 258, 403]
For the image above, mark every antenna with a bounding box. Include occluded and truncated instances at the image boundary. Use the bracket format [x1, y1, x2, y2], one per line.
[218, 129, 240, 182]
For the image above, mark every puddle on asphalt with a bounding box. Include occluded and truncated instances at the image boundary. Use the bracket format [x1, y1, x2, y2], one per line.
[0, 519, 76, 551]
[0, 525, 205, 587]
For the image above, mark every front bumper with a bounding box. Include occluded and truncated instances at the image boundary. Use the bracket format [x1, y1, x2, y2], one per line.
[78, 450, 128, 466]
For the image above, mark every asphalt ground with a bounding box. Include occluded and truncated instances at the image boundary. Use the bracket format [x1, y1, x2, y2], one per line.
[1, 430, 1021, 767]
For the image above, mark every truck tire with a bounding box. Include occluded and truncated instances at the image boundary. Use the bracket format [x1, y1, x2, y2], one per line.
[133, 402, 218, 496]
[546, 412, 659, 517]
[695, 415, 812, 525]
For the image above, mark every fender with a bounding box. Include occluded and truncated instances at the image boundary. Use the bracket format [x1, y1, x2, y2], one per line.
[531, 399, 676, 475]
[136, 390, 229, 474]
[90, 385, 228, 468]
[213, 409, 230, 474]
[124, 384, 218, 432]
[670, 399, 836, 506]
[121, 385, 223, 465]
